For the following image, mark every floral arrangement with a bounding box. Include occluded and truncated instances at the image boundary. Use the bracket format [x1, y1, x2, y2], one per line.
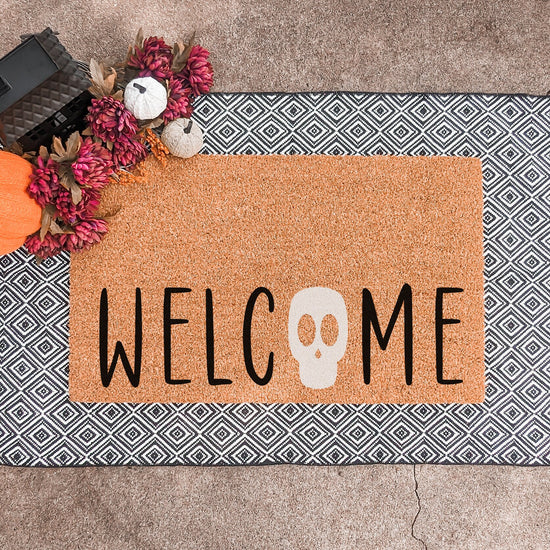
[22, 29, 213, 261]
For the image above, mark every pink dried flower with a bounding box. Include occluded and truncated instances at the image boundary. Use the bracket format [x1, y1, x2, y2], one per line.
[163, 77, 194, 122]
[128, 36, 173, 80]
[56, 187, 101, 224]
[28, 157, 60, 207]
[25, 218, 109, 258]
[25, 232, 65, 260]
[71, 138, 114, 189]
[63, 218, 108, 253]
[87, 96, 138, 143]
[178, 45, 213, 96]
[112, 135, 148, 168]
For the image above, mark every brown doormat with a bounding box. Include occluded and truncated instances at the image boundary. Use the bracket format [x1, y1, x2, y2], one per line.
[69, 154, 485, 404]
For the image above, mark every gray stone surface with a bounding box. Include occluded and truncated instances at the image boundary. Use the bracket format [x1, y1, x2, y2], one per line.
[1, 0, 549, 94]
[0, 466, 419, 549]
[1, 1, 549, 548]
[416, 465, 550, 550]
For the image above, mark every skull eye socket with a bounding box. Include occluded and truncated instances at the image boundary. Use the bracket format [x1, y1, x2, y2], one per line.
[297, 314, 315, 346]
[321, 314, 339, 346]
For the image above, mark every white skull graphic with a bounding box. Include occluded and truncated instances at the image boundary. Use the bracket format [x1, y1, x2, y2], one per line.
[288, 287, 348, 389]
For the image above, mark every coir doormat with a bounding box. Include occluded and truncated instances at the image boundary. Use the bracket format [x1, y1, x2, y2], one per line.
[1, 92, 550, 466]
[70, 155, 485, 405]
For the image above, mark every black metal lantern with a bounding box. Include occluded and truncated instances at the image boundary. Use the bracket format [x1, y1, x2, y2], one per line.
[0, 28, 91, 151]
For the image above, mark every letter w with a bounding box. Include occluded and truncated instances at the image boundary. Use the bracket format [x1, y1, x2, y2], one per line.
[99, 288, 142, 387]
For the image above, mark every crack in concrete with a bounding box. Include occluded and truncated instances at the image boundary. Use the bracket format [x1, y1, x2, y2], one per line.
[412, 464, 428, 550]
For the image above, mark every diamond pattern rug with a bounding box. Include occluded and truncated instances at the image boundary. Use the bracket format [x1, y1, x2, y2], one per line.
[0, 92, 549, 466]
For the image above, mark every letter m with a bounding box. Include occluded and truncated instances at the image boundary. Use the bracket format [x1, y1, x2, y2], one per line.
[362, 284, 413, 385]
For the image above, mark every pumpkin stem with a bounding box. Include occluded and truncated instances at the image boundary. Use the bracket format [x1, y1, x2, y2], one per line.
[184, 120, 193, 134]
[133, 82, 147, 94]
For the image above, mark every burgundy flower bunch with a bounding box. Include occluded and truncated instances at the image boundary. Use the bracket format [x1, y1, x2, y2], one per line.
[125, 30, 213, 123]
[85, 60, 147, 169]
[85, 30, 213, 168]
[127, 36, 173, 80]
[22, 29, 214, 262]
[25, 133, 113, 260]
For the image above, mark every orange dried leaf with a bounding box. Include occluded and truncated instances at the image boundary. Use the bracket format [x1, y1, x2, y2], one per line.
[112, 163, 148, 186]
[144, 128, 170, 167]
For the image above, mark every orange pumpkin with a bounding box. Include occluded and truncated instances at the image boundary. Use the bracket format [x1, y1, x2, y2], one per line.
[0, 151, 42, 256]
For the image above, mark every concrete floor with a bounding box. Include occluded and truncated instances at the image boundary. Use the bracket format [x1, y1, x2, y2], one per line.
[1, 1, 549, 548]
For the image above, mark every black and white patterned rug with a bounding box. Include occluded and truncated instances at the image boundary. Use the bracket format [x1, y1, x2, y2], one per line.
[1, 92, 549, 466]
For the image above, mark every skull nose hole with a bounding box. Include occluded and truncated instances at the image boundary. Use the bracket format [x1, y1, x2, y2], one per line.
[315, 350, 322, 359]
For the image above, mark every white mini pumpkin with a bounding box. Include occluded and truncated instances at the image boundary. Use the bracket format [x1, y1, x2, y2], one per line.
[161, 119, 204, 158]
[124, 77, 168, 120]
